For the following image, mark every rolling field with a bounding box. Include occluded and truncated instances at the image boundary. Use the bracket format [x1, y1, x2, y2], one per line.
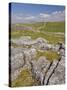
[11, 22, 65, 44]
[31, 22, 65, 32]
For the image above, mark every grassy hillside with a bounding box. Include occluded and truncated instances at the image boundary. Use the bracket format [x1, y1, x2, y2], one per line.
[11, 22, 65, 44]
[11, 22, 65, 32]
[11, 30, 64, 44]
[44, 22, 65, 32]
[30, 22, 65, 32]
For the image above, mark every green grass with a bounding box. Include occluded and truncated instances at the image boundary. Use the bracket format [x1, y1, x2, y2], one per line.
[11, 22, 65, 32]
[11, 22, 65, 44]
[18, 22, 65, 32]
[39, 22, 65, 32]
[11, 42, 32, 48]
[36, 50, 60, 62]
[12, 69, 40, 87]
[11, 30, 64, 44]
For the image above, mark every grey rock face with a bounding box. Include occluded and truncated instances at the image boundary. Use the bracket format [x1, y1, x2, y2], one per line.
[11, 47, 37, 81]
[30, 57, 51, 85]
[45, 55, 65, 85]
[11, 37, 52, 50]
[37, 56, 50, 71]
[49, 59, 65, 85]
[11, 48, 25, 72]
[11, 36, 65, 85]
[44, 60, 59, 85]
[11, 47, 26, 81]
[11, 36, 32, 45]
[11, 67, 22, 81]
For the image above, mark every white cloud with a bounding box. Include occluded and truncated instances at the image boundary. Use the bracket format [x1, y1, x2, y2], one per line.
[25, 16, 35, 20]
[52, 10, 65, 17]
[52, 11, 59, 15]
[11, 10, 65, 23]
[15, 16, 23, 20]
[51, 10, 65, 21]
[52, 10, 65, 15]
[40, 13, 50, 18]
[38, 10, 65, 22]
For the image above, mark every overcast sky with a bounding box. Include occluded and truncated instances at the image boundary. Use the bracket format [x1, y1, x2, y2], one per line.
[10, 3, 65, 23]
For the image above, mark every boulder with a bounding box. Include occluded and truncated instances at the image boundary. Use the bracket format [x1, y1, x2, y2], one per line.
[11, 47, 28, 72]
[47, 57, 65, 85]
